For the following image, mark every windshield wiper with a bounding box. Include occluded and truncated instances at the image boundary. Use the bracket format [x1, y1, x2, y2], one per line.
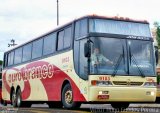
[112, 54, 123, 77]
[129, 46, 145, 77]
[112, 45, 125, 77]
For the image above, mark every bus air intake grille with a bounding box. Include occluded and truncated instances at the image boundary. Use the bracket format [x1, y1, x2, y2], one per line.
[112, 81, 143, 86]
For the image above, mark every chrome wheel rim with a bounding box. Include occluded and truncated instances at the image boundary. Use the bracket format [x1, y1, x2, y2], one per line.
[12, 93, 16, 106]
[65, 90, 72, 105]
[17, 94, 21, 107]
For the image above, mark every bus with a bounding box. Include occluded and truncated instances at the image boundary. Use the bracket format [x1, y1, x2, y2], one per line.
[2, 15, 157, 109]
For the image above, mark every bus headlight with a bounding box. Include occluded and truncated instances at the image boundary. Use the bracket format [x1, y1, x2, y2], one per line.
[91, 80, 112, 86]
[144, 82, 156, 87]
[146, 91, 155, 96]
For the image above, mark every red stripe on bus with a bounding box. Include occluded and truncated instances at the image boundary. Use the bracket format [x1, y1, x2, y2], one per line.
[3, 61, 86, 102]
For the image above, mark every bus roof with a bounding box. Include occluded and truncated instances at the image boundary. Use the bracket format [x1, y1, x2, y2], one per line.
[77, 14, 149, 24]
[5, 14, 149, 53]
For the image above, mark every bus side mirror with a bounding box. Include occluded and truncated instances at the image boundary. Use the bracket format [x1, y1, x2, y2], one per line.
[155, 46, 159, 65]
[84, 41, 91, 57]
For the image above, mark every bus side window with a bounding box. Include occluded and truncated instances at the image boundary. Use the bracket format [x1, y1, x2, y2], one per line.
[57, 30, 64, 51]
[64, 27, 72, 48]
[14, 47, 22, 64]
[32, 38, 43, 59]
[75, 19, 88, 40]
[43, 33, 56, 55]
[57, 26, 72, 51]
[8, 51, 14, 66]
[22, 43, 32, 62]
[3, 53, 8, 67]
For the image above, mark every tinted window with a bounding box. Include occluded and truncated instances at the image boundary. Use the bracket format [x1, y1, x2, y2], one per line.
[22, 43, 32, 62]
[128, 40, 154, 76]
[75, 21, 80, 39]
[8, 51, 14, 66]
[4, 54, 8, 67]
[89, 19, 151, 37]
[80, 19, 88, 37]
[14, 47, 22, 64]
[43, 33, 56, 55]
[64, 27, 72, 48]
[57, 30, 64, 50]
[90, 37, 127, 75]
[32, 39, 43, 59]
[75, 19, 88, 39]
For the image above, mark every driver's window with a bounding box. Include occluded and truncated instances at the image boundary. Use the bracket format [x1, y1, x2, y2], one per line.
[90, 37, 127, 75]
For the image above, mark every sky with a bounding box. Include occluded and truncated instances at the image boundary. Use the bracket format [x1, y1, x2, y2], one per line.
[0, 0, 160, 60]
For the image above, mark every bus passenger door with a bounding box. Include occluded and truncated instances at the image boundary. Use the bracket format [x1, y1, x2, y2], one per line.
[74, 38, 89, 101]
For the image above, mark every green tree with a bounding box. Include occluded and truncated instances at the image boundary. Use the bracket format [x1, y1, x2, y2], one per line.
[0, 60, 2, 65]
[154, 22, 160, 48]
[154, 21, 159, 27]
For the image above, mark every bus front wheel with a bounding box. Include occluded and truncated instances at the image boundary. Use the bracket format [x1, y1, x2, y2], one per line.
[62, 84, 81, 109]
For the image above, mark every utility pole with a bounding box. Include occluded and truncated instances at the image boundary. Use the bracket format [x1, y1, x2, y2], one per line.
[8, 39, 17, 47]
[57, 0, 59, 26]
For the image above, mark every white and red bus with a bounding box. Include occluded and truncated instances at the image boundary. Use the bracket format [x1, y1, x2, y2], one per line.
[2, 15, 157, 109]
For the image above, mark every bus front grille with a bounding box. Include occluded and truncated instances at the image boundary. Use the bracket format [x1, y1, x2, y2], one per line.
[112, 81, 143, 86]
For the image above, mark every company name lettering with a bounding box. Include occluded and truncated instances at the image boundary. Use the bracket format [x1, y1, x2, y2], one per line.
[8, 64, 54, 83]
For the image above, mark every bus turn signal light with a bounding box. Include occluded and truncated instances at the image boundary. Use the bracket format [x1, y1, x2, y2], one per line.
[91, 80, 112, 86]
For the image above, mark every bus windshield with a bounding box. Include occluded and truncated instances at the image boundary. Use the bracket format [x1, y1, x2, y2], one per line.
[90, 37, 155, 76]
[89, 19, 151, 37]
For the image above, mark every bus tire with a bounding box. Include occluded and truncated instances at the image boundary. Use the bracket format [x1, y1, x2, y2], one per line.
[62, 84, 81, 109]
[11, 90, 17, 107]
[111, 102, 129, 111]
[1, 99, 7, 106]
[16, 89, 22, 107]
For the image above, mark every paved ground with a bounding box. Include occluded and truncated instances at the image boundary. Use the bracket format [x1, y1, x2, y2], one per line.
[1, 104, 160, 113]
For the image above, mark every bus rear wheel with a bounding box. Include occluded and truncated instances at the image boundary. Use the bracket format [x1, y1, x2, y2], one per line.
[1, 99, 7, 106]
[16, 89, 31, 108]
[111, 102, 129, 110]
[16, 89, 22, 107]
[62, 84, 81, 109]
[11, 90, 17, 107]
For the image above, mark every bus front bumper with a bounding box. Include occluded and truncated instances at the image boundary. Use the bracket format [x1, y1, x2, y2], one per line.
[89, 86, 156, 102]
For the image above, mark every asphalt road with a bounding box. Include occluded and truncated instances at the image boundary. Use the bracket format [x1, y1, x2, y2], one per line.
[1, 104, 160, 113]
